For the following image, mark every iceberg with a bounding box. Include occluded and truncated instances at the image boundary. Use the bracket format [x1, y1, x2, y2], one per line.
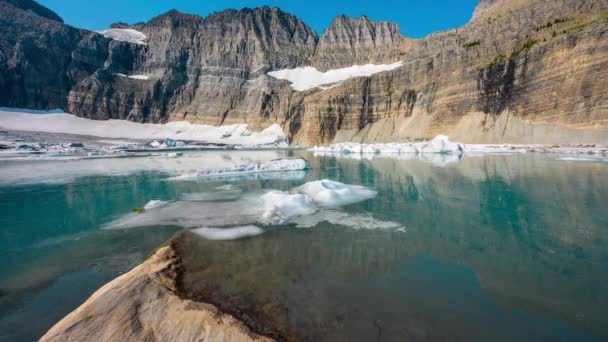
[260, 191, 318, 225]
[294, 179, 378, 208]
[191, 226, 264, 241]
[268, 62, 403, 91]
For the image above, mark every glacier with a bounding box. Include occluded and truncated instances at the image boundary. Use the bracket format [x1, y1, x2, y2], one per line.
[268, 62, 403, 91]
[0, 109, 287, 146]
[96, 28, 148, 45]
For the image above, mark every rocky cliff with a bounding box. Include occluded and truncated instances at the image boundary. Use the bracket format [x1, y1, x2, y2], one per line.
[1, 0, 607, 145]
[311, 15, 411, 70]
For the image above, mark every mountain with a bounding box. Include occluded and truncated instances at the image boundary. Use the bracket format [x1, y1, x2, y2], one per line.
[0, 0, 607, 145]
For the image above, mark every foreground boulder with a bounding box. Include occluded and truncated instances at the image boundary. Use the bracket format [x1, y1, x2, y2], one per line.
[40, 246, 272, 342]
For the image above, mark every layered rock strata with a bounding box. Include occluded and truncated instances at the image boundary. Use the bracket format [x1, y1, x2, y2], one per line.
[1, 0, 607, 145]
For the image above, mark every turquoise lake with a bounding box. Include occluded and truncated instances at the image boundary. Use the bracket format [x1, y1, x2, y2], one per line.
[0, 148, 607, 341]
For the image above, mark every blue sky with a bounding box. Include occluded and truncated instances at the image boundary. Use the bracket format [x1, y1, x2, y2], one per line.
[37, 0, 479, 38]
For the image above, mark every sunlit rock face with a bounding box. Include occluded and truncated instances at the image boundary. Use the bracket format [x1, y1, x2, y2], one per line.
[1, 0, 608, 145]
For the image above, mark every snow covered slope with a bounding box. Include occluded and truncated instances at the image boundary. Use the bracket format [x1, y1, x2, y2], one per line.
[267, 62, 403, 91]
[0, 109, 286, 146]
[96, 28, 147, 45]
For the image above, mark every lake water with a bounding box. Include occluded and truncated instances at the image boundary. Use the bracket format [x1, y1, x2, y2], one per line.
[0, 147, 607, 341]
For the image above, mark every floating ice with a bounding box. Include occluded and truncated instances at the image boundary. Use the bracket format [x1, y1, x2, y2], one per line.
[268, 62, 403, 91]
[105, 179, 380, 230]
[181, 188, 243, 202]
[556, 157, 608, 163]
[167, 158, 311, 181]
[294, 179, 378, 208]
[292, 210, 406, 231]
[261, 191, 318, 225]
[96, 28, 148, 45]
[0, 109, 287, 146]
[191, 226, 264, 241]
[143, 200, 169, 210]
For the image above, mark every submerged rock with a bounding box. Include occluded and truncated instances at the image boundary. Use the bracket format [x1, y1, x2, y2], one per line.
[40, 246, 274, 342]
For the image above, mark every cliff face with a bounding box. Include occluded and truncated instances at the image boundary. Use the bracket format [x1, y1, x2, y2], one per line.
[311, 15, 411, 70]
[1, 0, 608, 145]
[288, 0, 608, 145]
[0, 1, 108, 109]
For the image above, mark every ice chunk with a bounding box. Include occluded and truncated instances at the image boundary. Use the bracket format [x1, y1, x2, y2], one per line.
[163, 138, 177, 147]
[294, 179, 377, 208]
[260, 191, 318, 225]
[143, 200, 168, 210]
[268, 62, 403, 91]
[419, 135, 463, 154]
[191, 226, 264, 241]
[96, 28, 148, 45]
[167, 158, 311, 181]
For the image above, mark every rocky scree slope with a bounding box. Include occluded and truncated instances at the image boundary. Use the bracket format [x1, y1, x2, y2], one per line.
[0, 0, 607, 145]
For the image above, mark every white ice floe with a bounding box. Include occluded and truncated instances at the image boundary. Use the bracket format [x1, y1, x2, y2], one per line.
[191, 226, 264, 241]
[261, 191, 318, 225]
[0, 109, 287, 146]
[292, 210, 405, 231]
[556, 157, 608, 163]
[97, 28, 148, 45]
[0, 149, 291, 186]
[181, 188, 243, 202]
[143, 200, 169, 210]
[310, 135, 540, 162]
[105, 180, 380, 229]
[167, 157, 311, 181]
[268, 62, 403, 91]
[116, 73, 151, 80]
[294, 179, 378, 208]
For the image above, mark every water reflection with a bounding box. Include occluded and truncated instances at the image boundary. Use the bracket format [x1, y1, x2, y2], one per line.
[173, 153, 608, 340]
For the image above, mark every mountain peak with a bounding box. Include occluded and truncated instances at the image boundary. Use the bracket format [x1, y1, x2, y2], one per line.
[1, 0, 63, 22]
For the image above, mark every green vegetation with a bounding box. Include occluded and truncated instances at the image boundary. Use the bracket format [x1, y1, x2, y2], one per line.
[486, 36, 537, 69]
[488, 54, 507, 68]
[510, 36, 537, 59]
[553, 17, 573, 24]
[463, 40, 481, 48]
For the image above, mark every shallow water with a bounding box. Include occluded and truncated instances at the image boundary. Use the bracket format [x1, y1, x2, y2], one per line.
[0, 147, 607, 341]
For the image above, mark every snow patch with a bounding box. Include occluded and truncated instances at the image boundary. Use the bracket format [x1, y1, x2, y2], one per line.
[0, 109, 287, 146]
[97, 28, 148, 45]
[116, 73, 151, 80]
[191, 226, 264, 241]
[268, 62, 403, 91]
